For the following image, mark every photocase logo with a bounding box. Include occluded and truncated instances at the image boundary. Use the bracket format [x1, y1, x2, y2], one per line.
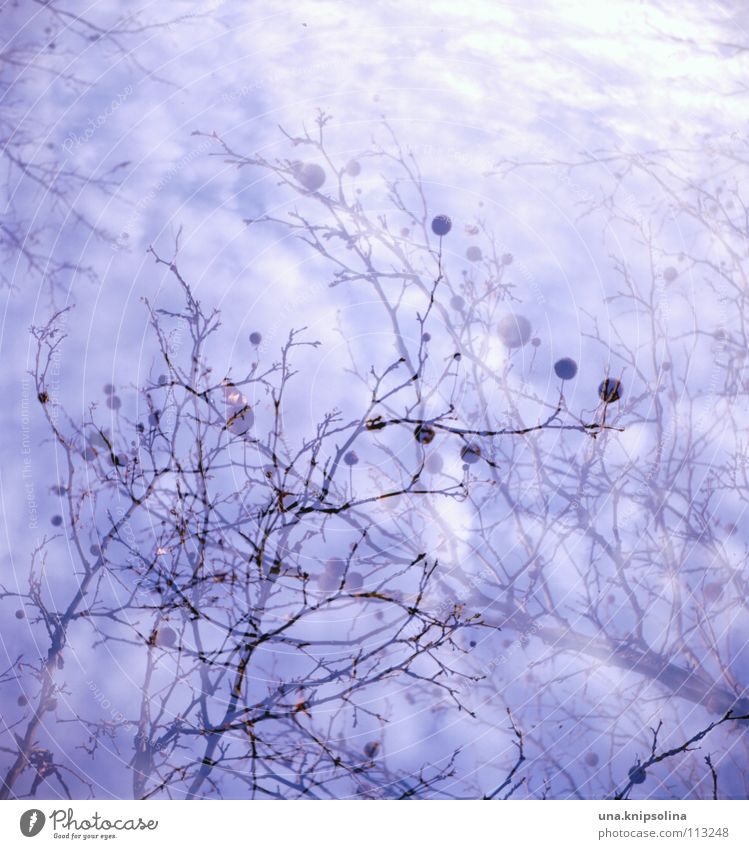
[20, 809, 46, 837]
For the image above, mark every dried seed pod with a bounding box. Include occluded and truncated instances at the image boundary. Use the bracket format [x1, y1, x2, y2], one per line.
[292, 161, 326, 191]
[414, 424, 435, 445]
[156, 627, 177, 648]
[554, 358, 578, 380]
[431, 215, 452, 236]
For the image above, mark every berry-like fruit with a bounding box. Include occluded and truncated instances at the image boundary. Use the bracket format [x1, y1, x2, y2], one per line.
[426, 453, 443, 473]
[325, 558, 346, 579]
[554, 358, 578, 380]
[157, 627, 177, 648]
[317, 572, 339, 592]
[466, 246, 482, 262]
[293, 161, 326, 192]
[226, 394, 254, 436]
[363, 741, 380, 758]
[704, 582, 723, 602]
[599, 378, 623, 403]
[249, 331, 262, 345]
[414, 424, 436, 445]
[461, 443, 481, 464]
[346, 571, 363, 590]
[343, 450, 359, 466]
[498, 314, 532, 348]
